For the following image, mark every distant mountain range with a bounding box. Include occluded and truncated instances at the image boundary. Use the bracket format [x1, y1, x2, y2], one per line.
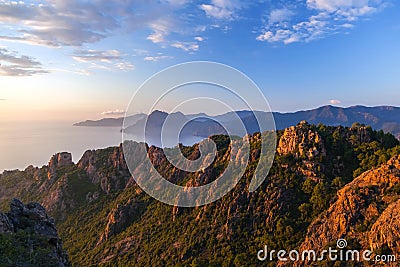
[73, 113, 146, 127]
[74, 105, 400, 141]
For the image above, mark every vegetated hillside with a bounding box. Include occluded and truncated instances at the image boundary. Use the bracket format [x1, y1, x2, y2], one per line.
[1, 122, 400, 266]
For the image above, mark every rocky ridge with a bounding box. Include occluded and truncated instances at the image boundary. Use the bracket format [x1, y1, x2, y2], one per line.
[0, 199, 70, 266]
[296, 155, 400, 266]
[277, 121, 327, 159]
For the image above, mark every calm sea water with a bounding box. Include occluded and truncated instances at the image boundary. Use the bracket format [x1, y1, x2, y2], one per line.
[0, 121, 123, 172]
[0, 121, 205, 173]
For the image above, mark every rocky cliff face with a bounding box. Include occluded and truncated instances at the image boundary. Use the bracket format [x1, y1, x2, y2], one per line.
[278, 121, 326, 160]
[78, 144, 130, 194]
[98, 197, 145, 244]
[276, 121, 329, 185]
[0, 199, 70, 266]
[369, 199, 400, 252]
[298, 155, 400, 265]
[0, 213, 13, 233]
[48, 152, 73, 180]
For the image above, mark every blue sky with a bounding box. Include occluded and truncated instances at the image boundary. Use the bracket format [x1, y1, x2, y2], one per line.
[0, 0, 400, 121]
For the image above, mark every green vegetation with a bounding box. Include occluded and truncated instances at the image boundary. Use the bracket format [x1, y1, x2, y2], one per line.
[0, 122, 399, 266]
[0, 231, 59, 267]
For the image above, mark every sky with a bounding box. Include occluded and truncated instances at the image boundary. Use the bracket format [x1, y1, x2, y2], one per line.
[0, 0, 400, 122]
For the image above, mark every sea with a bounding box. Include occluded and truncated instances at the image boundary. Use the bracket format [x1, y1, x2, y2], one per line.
[0, 121, 123, 173]
[0, 121, 205, 173]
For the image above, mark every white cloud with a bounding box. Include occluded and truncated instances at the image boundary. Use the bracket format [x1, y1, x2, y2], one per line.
[0, 48, 48, 76]
[0, 1, 116, 47]
[72, 49, 134, 72]
[200, 4, 233, 19]
[195, 25, 208, 32]
[307, 0, 380, 21]
[284, 35, 301, 44]
[257, 0, 386, 44]
[257, 30, 291, 42]
[101, 109, 125, 116]
[341, 23, 354, 28]
[115, 62, 135, 71]
[329, 99, 342, 105]
[133, 49, 149, 56]
[171, 41, 199, 52]
[144, 55, 173, 61]
[146, 18, 174, 44]
[0, 1, 188, 47]
[200, 0, 242, 20]
[0, 0, 231, 57]
[269, 8, 295, 24]
[86, 63, 111, 71]
[307, 0, 369, 12]
[194, 36, 205, 41]
[335, 5, 377, 21]
[256, 31, 272, 42]
[72, 50, 122, 63]
[165, 0, 188, 6]
[147, 32, 165, 44]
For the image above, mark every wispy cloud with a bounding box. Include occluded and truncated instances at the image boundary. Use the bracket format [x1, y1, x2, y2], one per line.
[268, 8, 295, 24]
[171, 41, 199, 52]
[72, 49, 134, 72]
[146, 32, 165, 44]
[0, 1, 114, 47]
[115, 62, 135, 71]
[133, 49, 149, 56]
[0, 48, 48, 76]
[101, 109, 125, 116]
[145, 17, 207, 51]
[200, 0, 242, 20]
[144, 55, 173, 62]
[72, 50, 122, 63]
[307, 0, 375, 14]
[166, 0, 189, 6]
[147, 18, 174, 44]
[0, 1, 189, 48]
[329, 99, 342, 105]
[257, 0, 387, 44]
